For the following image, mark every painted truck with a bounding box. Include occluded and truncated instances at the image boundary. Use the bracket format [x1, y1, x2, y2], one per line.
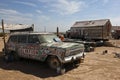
[4, 32, 85, 73]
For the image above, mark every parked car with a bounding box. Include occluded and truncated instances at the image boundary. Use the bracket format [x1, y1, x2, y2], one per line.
[4, 32, 85, 73]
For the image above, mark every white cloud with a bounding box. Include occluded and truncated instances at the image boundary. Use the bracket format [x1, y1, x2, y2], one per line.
[0, 9, 33, 17]
[38, 0, 85, 15]
[52, 0, 85, 15]
[0, 9, 20, 15]
[0, 3, 7, 7]
[38, 15, 50, 21]
[1, 15, 33, 24]
[5, 15, 32, 23]
[36, 10, 42, 14]
[0, 9, 33, 24]
[14, 1, 37, 7]
[37, 0, 55, 3]
[88, 0, 98, 4]
[87, 0, 109, 5]
[0, 8, 51, 31]
[103, 0, 109, 4]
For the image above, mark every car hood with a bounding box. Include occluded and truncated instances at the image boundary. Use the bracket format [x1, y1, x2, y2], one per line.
[41, 42, 84, 49]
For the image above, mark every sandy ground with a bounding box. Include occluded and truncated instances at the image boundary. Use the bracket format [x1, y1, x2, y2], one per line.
[0, 37, 120, 80]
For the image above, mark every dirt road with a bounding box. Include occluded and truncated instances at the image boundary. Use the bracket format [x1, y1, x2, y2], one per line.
[0, 37, 120, 80]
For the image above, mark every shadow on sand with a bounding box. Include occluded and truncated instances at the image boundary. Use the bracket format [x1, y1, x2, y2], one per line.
[0, 51, 76, 78]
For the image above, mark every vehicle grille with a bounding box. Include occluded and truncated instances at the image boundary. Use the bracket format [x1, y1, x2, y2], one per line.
[70, 48, 82, 56]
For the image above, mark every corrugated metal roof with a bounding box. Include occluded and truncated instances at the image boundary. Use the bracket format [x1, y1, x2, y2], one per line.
[0, 24, 33, 30]
[72, 19, 110, 27]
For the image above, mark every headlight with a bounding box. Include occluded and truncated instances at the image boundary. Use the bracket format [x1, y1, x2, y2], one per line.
[56, 49, 65, 59]
[65, 49, 70, 57]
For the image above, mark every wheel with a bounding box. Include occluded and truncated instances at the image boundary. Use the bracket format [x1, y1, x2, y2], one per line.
[73, 59, 80, 67]
[4, 55, 9, 62]
[80, 54, 85, 63]
[4, 54, 14, 62]
[80, 58, 84, 63]
[12, 52, 20, 61]
[57, 67, 66, 74]
[4, 52, 20, 62]
[47, 56, 61, 70]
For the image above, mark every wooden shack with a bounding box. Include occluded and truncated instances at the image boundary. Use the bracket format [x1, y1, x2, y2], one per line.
[68, 19, 112, 41]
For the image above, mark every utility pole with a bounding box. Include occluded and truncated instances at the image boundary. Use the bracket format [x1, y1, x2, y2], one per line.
[1, 19, 6, 54]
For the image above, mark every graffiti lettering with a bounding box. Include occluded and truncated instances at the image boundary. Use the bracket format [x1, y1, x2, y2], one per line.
[22, 49, 38, 54]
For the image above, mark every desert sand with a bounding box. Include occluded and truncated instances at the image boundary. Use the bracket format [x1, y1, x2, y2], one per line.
[0, 37, 120, 80]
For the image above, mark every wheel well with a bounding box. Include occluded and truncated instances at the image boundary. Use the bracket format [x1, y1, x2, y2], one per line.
[45, 55, 60, 62]
[9, 51, 16, 55]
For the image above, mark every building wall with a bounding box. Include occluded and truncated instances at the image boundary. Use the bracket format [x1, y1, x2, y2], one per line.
[111, 26, 120, 39]
[67, 20, 112, 41]
[69, 25, 111, 40]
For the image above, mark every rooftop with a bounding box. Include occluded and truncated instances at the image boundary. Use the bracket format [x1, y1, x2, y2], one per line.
[72, 19, 110, 28]
[10, 32, 54, 35]
[0, 24, 33, 30]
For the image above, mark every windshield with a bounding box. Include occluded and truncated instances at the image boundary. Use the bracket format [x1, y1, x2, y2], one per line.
[38, 34, 61, 43]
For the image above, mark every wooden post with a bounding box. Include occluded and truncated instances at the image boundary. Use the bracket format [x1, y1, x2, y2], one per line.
[32, 24, 34, 32]
[57, 27, 59, 36]
[1, 19, 6, 54]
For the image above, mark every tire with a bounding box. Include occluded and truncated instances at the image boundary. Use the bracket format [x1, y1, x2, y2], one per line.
[47, 56, 61, 70]
[57, 67, 66, 74]
[12, 52, 20, 61]
[80, 58, 84, 63]
[4, 55, 9, 62]
[80, 54, 85, 63]
[73, 59, 80, 67]
[4, 52, 19, 62]
[4, 54, 14, 62]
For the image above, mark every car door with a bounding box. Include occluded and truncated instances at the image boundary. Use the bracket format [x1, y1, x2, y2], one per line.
[27, 34, 40, 60]
[6, 35, 18, 52]
[17, 35, 28, 58]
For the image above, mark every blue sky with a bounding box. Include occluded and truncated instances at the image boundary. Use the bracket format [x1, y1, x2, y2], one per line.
[0, 0, 120, 32]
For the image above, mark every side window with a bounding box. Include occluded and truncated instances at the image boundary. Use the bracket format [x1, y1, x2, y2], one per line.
[18, 35, 27, 43]
[28, 35, 40, 43]
[38, 35, 44, 43]
[8, 35, 18, 43]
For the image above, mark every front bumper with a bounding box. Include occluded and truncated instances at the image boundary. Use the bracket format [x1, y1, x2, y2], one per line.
[62, 52, 84, 63]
